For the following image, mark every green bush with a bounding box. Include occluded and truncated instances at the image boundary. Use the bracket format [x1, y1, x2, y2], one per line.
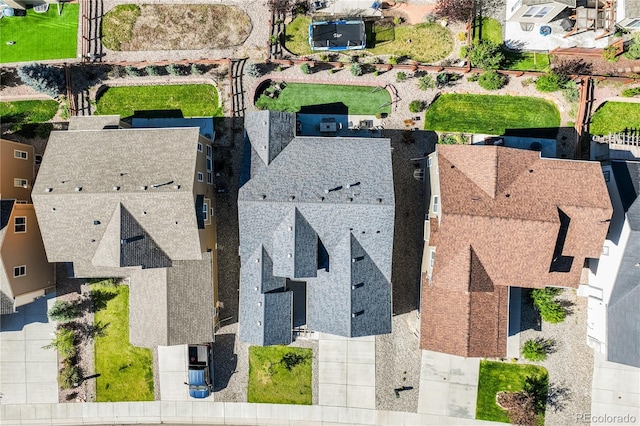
[373, 70, 380, 76]
[48, 300, 81, 322]
[622, 87, 640, 97]
[436, 72, 461, 88]
[409, 100, 425, 113]
[190, 64, 203, 75]
[245, 62, 264, 78]
[43, 326, 77, 358]
[535, 72, 567, 92]
[624, 35, 640, 60]
[478, 71, 507, 90]
[396, 71, 407, 82]
[466, 41, 504, 70]
[522, 339, 552, 361]
[603, 45, 619, 63]
[125, 65, 139, 77]
[350, 63, 363, 76]
[318, 53, 329, 62]
[440, 133, 466, 144]
[389, 55, 400, 65]
[300, 63, 311, 74]
[16, 64, 66, 98]
[531, 287, 566, 323]
[523, 374, 549, 414]
[59, 362, 82, 390]
[418, 74, 436, 90]
[562, 80, 580, 102]
[144, 66, 159, 77]
[467, 73, 479, 82]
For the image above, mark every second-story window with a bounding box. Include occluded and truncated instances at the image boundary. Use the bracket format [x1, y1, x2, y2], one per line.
[14, 178, 28, 188]
[14, 217, 26, 233]
[14, 150, 28, 160]
[197, 172, 204, 182]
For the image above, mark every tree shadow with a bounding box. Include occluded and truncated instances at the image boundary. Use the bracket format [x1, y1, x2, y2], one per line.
[557, 298, 575, 316]
[546, 381, 572, 413]
[90, 288, 118, 311]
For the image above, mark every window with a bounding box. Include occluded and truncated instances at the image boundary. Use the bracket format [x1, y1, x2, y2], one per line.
[197, 142, 203, 152]
[433, 196, 439, 214]
[14, 265, 26, 278]
[429, 249, 436, 268]
[207, 171, 213, 184]
[203, 202, 208, 222]
[626, 18, 640, 28]
[197, 172, 204, 182]
[206, 145, 212, 157]
[206, 158, 213, 171]
[14, 178, 28, 188]
[14, 217, 26, 233]
[14, 150, 28, 160]
[522, 5, 551, 18]
[210, 207, 215, 217]
[603, 170, 611, 182]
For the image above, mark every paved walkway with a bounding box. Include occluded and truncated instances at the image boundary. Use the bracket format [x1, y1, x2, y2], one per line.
[590, 352, 640, 425]
[417, 350, 480, 419]
[0, 400, 507, 425]
[318, 333, 376, 409]
[157, 345, 192, 401]
[0, 294, 58, 405]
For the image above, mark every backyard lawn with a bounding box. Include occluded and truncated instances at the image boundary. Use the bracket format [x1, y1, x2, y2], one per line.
[248, 346, 312, 405]
[590, 102, 640, 135]
[476, 360, 548, 423]
[424, 94, 560, 134]
[255, 83, 392, 115]
[93, 282, 154, 402]
[284, 16, 453, 63]
[473, 17, 502, 45]
[0, 100, 59, 123]
[95, 84, 223, 119]
[0, 5, 78, 63]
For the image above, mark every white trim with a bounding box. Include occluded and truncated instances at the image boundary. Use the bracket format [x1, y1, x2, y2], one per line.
[14, 150, 28, 160]
[14, 178, 28, 188]
[13, 265, 26, 278]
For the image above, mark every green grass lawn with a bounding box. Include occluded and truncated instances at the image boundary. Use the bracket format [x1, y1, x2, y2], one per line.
[504, 51, 551, 72]
[284, 17, 453, 63]
[93, 282, 154, 402]
[590, 101, 640, 135]
[255, 83, 391, 115]
[476, 360, 548, 423]
[95, 84, 223, 119]
[474, 17, 502, 44]
[0, 100, 58, 123]
[100, 4, 140, 51]
[0, 5, 78, 63]
[424, 94, 560, 134]
[248, 346, 312, 405]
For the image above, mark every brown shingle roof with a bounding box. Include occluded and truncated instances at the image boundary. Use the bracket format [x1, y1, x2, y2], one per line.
[421, 145, 612, 357]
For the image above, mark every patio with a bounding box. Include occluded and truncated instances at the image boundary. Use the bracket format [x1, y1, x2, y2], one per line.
[295, 113, 383, 138]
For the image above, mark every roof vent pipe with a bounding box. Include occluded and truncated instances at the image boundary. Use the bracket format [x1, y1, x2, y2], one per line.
[75, 186, 82, 192]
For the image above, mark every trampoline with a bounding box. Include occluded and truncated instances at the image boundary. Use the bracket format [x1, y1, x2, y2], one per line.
[309, 19, 366, 51]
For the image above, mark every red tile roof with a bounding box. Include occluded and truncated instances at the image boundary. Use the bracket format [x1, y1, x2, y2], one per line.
[421, 145, 613, 357]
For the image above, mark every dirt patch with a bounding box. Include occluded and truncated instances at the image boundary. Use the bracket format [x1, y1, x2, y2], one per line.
[121, 4, 252, 51]
[553, 54, 640, 77]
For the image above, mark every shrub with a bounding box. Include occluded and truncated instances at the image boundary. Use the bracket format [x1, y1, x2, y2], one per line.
[59, 363, 82, 390]
[318, 53, 330, 62]
[125, 65, 140, 77]
[478, 71, 508, 90]
[622, 87, 640, 97]
[466, 41, 504, 70]
[165, 64, 183, 76]
[531, 287, 566, 323]
[624, 34, 640, 60]
[393, 16, 403, 26]
[373, 70, 380, 76]
[276, 65, 283, 72]
[418, 74, 436, 90]
[522, 339, 552, 361]
[389, 55, 400, 65]
[603, 45, 619, 63]
[562, 80, 580, 102]
[467, 73, 479, 82]
[48, 300, 81, 322]
[300, 63, 311, 74]
[436, 72, 461, 88]
[59, 97, 71, 120]
[16, 64, 66, 98]
[457, 32, 467, 41]
[350, 63, 363, 76]
[523, 374, 549, 414]
[409, 100, 425, 113]
[190, 64, 203, 75]
[396, 71, 407, 82]
[440, 133, 466, 144]
[42, 326, 77, 358]
[535, 72, 567, 92]
[269, 34, 279, 44]
[328, 68, 335, 74]
[245, 62, 264, 78]
[144, 66, 159, 77]
[435, 0, 473, 22]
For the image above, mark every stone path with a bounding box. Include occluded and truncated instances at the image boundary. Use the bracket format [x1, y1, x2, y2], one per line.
[318, 333, 376, 409]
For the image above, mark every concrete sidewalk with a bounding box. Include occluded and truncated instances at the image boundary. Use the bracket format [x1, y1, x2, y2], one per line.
[590, 352, 640, 425]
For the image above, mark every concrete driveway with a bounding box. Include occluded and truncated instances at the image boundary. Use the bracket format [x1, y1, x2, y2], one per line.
[157, 345, 192, 401]
[0, 294, 58, 404]
[417, 350, 480, 419]
[591, 352, 640, 424]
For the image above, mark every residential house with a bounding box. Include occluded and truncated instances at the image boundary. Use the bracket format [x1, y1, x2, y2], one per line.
[32, 115, 219, 348]
[585, 160, 640, 367]
[421, 145, 612, 358]
[238, 111, 395, 346]
[0, 139, 54, 314]
[1, 0, 57, 11]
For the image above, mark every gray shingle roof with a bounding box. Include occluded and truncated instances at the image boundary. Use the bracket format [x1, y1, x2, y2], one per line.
[607, 161, 640, 367]
[244, 110, 296, 166]
[33, 123, 203, 273]
[523, 0, 575, 7]
[625, 0, 640, 19]
[238, 112, 394, 345]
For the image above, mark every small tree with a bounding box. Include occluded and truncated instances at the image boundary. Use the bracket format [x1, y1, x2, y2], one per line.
[350, 63, 363, 76]
[522, 338, 554, 361]
[497, 390, 539, 426]
[396, 71, 407, 82]
[59, 362, 82, 390]
[435, 0, 473, 23]
[145, 66, 159, 77]
[16, 64, 66, 98]
[47, 300, 81, 322]
[418, 74, 436, 90]
[624, 33, 640, 59]
[244, 62, 263, 78]
[478, 71, 508, 90]
[531, 287, 566, 323]
[409, 100, 425, 113]
[300, 62, 311, 74]
[535, 72, 567, 92]
[389, 55, 401, 65]
[466, 41, 505, 70]
[42, 326, 77, 358]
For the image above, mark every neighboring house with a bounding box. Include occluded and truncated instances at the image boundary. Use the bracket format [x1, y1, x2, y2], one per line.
[421, 145, 612, 358]
[508, 0, 574, 24]
[0, 139, 54, 314]
[1, 0, 57, 10]
[32, 116, 219, 348]
[585, 160, 640, 367]
[238, 111, 395, 346]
